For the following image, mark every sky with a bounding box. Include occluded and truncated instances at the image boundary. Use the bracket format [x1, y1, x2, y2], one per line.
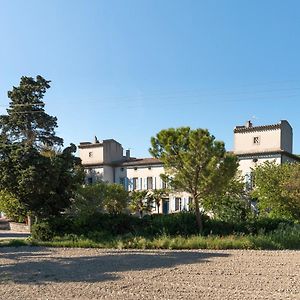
[0, 0, 300, 157]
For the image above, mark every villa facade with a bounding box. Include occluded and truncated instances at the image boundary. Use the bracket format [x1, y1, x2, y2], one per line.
[79, 120, 300, 214]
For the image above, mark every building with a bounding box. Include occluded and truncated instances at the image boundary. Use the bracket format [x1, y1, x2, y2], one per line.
[233, 120, 300, 188]
[78, 138, 191, 214]
[79, 120, 299, 213]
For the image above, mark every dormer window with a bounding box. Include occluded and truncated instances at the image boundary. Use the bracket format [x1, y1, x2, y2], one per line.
[253, 137, 260, 145]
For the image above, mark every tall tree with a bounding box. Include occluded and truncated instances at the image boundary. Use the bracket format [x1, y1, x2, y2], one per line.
[150, 127, 238, 233]
[0, 76, 83, 219]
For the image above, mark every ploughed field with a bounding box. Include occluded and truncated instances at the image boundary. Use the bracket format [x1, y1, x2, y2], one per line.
[0, 247, 299, 299]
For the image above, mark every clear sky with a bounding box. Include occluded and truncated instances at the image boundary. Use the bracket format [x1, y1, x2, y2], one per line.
[1, 0, 300, 157]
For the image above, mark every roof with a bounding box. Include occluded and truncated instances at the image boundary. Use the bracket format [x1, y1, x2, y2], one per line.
[236, 150, 300, 162]
[119, 157, 163, 167]
[234, 123, 281, 133]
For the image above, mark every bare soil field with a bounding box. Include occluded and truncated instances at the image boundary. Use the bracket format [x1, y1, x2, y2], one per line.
[0, 247, 299, 300]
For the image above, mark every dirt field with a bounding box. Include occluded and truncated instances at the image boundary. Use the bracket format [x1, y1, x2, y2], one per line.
[0, 247, 299, 300]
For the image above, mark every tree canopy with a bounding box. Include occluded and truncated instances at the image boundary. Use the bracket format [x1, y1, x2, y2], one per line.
[149, 127, 239, 232]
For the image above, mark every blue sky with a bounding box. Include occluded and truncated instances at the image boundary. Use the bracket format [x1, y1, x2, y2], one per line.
[1, 0, 300, 157]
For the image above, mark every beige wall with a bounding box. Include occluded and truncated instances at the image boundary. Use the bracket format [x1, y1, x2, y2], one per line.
[234, 128, 281, 154]
[80, 145, 104, 165]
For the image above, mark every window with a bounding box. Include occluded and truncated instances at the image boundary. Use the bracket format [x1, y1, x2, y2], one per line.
[253, 136, 260, 145]
[147, 177, 153, 189]
[175, 198, 182, 211]
[162, 179, 167, 189]
[87, 177, 93, 184]
[88, 152, 93, 157]
[132, 177, 138, 190]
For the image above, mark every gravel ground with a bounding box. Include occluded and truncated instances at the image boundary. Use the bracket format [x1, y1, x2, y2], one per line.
[0, 247, 299, 300]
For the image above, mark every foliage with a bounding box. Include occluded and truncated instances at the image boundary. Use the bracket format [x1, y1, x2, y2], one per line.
[0, 190, 27, 222]
[0, 76, 84, 218]
[129, 190, 152, 217]
[31, 222, 54, 241]
[149, 127, 239, 232]
[203, 177, 252, 222]
[68, 182, 129, 220]
[253, 162, 300, 221]
[25, 223, 300, 250]
[68, 183, 107, 218]
[103, 184, 129, 215]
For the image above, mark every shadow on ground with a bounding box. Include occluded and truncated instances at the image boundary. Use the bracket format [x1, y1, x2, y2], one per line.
[0, 246, 230, 284]
[0, 232, 30, 239]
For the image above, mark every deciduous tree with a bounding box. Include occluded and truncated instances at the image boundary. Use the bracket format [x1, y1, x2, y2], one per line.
[253, 161, 300, 221]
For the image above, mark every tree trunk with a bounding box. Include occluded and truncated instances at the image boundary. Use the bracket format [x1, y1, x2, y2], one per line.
[194, 197, 203, 234]
[157, 203, 160, 214]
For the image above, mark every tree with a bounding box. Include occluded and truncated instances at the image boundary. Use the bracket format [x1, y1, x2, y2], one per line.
[202, 178, 251, 223]
[129, 190, 152, 218]
[0, 190, 27, 222]
[69, 182, 129, 217]
[150, 127, 238, 233]
[68, 182, 107, 218]
[0, 76, 83, 219]
[103, 184, 129, 215]
[253, 161, 300, 221]
[148, 189, 167, 214]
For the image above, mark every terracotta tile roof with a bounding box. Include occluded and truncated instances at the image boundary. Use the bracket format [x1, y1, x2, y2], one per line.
[234, 123, 281, 133]
[120, 157, 163, 167]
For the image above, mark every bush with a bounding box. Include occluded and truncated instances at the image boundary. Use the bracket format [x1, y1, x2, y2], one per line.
[31, 222, 54, 241]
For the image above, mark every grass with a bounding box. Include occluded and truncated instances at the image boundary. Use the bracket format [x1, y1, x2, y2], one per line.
[2, 224, 299, 250]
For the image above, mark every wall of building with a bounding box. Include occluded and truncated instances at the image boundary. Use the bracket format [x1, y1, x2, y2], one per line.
[238, 155, 281, 177]
[103, 140, 124, 163]
[234, 128, 281, 154]
[280, 121, 293, 153]
[80, 144, 104, 165]
[115, 165, 166, 191]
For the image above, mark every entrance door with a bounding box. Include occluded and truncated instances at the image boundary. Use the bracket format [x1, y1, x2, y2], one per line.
[162, 199, 169, 215]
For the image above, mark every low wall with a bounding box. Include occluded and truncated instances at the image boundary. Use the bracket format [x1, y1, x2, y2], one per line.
[9, 222, 30, 233]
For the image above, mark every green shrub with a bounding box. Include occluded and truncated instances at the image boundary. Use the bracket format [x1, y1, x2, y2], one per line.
[31, 222, 54, 241]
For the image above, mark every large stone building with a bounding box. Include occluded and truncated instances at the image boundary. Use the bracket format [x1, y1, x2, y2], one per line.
[79, 120, 299, 213]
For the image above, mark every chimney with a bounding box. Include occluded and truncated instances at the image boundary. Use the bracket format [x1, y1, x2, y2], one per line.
[245, 120, 253, 128]
[126, 149, 130, 159]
